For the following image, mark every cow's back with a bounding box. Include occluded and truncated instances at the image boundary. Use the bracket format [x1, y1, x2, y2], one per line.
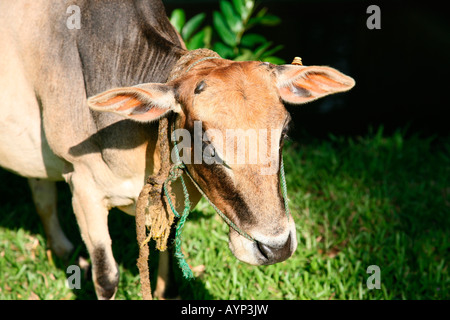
[0, 0, 184, 179]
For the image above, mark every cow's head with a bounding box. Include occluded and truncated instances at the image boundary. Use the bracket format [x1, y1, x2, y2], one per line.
[88, 54, 355, 266]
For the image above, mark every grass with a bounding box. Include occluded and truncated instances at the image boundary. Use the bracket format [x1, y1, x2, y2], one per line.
[0, 126, 449, 300]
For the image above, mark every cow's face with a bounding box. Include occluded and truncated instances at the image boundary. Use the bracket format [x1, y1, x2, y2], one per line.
[88, 57, 355, 266]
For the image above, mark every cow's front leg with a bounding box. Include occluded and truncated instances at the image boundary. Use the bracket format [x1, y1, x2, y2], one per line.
[69, 174, 119, 300]
[28, 178, 74, 259]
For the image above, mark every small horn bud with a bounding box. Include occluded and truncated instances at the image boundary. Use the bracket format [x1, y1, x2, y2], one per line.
[291, 57, 303, 65]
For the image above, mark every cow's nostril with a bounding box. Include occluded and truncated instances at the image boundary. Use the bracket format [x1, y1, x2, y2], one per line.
[255, 233, 292, 263]
[256, 241, 270, 261]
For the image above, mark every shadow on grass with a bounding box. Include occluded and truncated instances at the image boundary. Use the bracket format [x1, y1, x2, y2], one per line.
[0, 168, 214, 300]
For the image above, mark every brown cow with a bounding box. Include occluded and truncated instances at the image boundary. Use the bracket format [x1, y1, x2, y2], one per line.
[0, 0, 354, 299]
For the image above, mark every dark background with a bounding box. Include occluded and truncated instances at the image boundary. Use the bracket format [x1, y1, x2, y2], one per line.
[163, 0, 450, 139]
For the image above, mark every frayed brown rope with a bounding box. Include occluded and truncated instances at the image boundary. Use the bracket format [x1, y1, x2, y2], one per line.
[145, 116, 175, 251]
[136, 116, 175, 300]
[136, 183, 153, 300]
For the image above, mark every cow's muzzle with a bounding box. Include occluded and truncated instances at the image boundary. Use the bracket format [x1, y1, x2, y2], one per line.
[255, 233, 293, 265]
[228, 218, 297, 266]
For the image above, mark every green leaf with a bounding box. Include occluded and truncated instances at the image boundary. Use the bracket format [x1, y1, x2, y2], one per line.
[259, 14, 282, 26]
[220, 0, 243, 33]
[254, 41, 273, 59]
[242, 0, 255, 21]
[213, 11, 237, 47]
[246, 16, 263, 29]
[234, 48, 255, 61]
[255, 7, 268, 18]
[187, 26, 213, 50]
[247, 11, 281, 29]
[261, 44, 284, 58]
[187, 30, 206, 50]
[170, 9, 185, 34]
[213, 42, 235, 59]
[240, 33, 266, 47]
[182, 13, 206, 41]
[231, 0, 245, 18]
[203, 26, 213, 48]
[262, 56, 286, 65]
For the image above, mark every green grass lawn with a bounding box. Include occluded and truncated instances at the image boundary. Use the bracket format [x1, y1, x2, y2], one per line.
[0, 127, 449, 300]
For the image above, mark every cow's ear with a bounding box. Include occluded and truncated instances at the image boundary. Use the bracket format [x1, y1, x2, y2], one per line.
[87, 83, 181, 122]
[275, 65, 355, 104]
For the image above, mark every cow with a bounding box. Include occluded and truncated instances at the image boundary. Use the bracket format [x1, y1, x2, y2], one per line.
[0, 0, 355, 299]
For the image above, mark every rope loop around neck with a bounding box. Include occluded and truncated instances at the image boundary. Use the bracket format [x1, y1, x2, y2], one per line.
[167, 48, 221, 82]
[184, 56, 222, 74]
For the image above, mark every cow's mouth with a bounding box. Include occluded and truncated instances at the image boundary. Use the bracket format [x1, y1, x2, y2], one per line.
[255, 233, 292, 264]
[227, 220, 297, 266]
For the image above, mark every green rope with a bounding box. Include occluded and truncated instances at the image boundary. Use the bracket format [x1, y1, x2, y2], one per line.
[183, 168, 256, 242]
[163, 161, 195, 280]
[163, 124, 291, 280]
[280, 157, 291, 222]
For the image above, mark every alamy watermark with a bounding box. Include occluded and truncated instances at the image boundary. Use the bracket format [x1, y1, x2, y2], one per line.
[171, 121, 282, 175]
[66, 5, 81, 30]
[366, 265, 381, 290]
[366, 5, 381, 30]
[65, 5, 381, 31]
[65, 4, 382, 32]
[66, 265, 81, 289]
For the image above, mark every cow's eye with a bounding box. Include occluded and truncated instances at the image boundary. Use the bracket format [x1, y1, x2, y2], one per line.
[194, 80, 206, 94]
[203, 142, 215, 158]
[280, 125, 290, 148]
[281, 127, 289, 141]
[202, 141, 230, 168]
[202, 141, 217, 165]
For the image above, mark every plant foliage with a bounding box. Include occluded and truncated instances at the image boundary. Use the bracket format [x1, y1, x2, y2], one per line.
[170, 0, 285, 64]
